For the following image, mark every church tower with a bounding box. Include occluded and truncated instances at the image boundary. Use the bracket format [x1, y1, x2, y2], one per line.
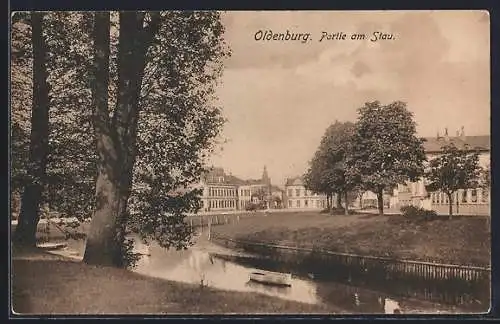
[261, 165, 271, 185]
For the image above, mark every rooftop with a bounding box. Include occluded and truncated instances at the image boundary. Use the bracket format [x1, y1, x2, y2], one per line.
[285, 176, 304, 187]
[422, 135, 490, 153]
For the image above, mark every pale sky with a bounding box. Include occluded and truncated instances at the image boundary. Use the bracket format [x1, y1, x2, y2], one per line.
[208, 10, 490, 187]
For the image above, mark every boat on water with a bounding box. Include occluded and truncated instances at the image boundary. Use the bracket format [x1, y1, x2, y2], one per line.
[249, 270, 292, 287]
[37, 242, 68, 251]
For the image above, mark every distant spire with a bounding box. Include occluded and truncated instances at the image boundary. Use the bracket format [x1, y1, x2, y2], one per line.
[262, 165, 270, 184]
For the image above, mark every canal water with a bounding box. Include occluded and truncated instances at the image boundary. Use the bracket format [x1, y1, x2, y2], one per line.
[132, 234, 487, 314]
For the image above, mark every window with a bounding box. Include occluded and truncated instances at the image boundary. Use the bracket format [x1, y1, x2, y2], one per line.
[461, 190, 467, 203]
[305, 200, 308, 207]
[296, 200, 301, 208]
[444, 194, 448, 204]
[288, 189, 293, 197]
[431, 193, 436, 204]
[471, 189, 477, 203]
[316, 200, 320, 208]
[296, 189, 300, 197]
[288, 200, 292, 207]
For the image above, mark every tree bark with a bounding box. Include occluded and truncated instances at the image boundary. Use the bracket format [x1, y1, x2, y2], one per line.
[336, 192, 342, 209]
[84, 12, 162, 267]
[14, 12, 50, 248]
[113, 12, 161, 236]
[344, 191, 349, 215]
[377, 188, 384, 216]
[447, 192, 453, 220]
[83, 12, 125, 266]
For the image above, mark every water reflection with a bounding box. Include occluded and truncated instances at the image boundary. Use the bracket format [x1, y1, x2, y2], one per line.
[132, 238, 483, 314]
[134, 246, 320, 305]
[49, 236, 487, 314]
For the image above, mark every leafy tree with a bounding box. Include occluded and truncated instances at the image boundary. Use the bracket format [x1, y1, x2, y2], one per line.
[479, 163, 490, 190]
[425, 143, 481, 218]
[251, 187, 269, 208]
[11, 12, 97, 241]
[83, 11, 229, 267]
[11, 13, 32, 221]
[13, 12, 50, 247]
[11, 11, 229, 263]
[304, 121, 355, 215]
[346, 101, 426, 215]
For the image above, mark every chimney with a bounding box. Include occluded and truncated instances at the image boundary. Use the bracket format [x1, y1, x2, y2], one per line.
[460, 126, 466, 141]
[444, 127, 449, 141]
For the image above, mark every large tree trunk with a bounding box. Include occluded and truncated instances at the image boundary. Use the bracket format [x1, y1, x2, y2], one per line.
[84, 12, 161, 267]
[14, 12, 49, 248]
[326, 193, 331, 211]
[336, 192, 342, 209]
[83, 12, 123, 266]
[377, 188, 384, 216]
[113, 12, 162, 246]
[447, 192, 453, 220]
[344, 191, 349, 215]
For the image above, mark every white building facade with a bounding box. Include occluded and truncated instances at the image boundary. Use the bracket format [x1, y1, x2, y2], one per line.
[394, 131, 490, 216]
[284, 177, 327, 210]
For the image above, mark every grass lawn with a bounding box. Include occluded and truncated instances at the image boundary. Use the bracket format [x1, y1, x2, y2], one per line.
[11, 248, 337, 315]
[212, 212, 491, 267]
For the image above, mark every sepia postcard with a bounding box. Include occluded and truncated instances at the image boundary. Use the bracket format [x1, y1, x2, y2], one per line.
[10, 10, 491, 317]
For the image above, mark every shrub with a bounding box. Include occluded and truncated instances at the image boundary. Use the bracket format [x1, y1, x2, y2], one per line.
[400, 205, 438, 221]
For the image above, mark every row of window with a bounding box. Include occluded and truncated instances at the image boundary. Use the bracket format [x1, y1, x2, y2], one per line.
[287, 188, 318, 198]
[431, 189, 489, 204]
[287, 199, 326, 208]
[209, 187, 237, 197]
[206, 199, 237, 209]
[240, 189, 252, 196]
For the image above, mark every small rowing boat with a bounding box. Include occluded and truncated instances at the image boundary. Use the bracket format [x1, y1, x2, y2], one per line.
[249, 270, 292, 287]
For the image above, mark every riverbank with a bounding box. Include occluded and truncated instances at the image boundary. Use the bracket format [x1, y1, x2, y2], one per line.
[212, 212, 491, 266]
[11, 248, 336, 315]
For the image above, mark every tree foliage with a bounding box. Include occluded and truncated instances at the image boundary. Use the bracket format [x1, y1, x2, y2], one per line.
[346, 101, 426, 215]
[13, 11, 51, 246]
[128, 11, 229, 250]
[425, 143, 481, 217]
[304, 121, 355, 214]
[11, 12, 97, 223]
[10, 11, 230, 264]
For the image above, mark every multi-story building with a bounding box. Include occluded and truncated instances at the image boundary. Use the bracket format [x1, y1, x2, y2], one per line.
[284, 176, 328, 210]
[199, 166, 283, 212]
[395, 128, 490, 215]
[199, 167, 242, 212]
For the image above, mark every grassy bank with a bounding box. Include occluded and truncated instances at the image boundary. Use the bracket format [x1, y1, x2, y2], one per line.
[212, 212, 491, 266]
[12, 249, 336, 315]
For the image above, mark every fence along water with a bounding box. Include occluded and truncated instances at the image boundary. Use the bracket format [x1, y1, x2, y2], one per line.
[210, 233, 490, 286]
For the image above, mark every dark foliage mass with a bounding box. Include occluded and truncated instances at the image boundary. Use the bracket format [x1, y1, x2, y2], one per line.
[11, 11, 230, 266]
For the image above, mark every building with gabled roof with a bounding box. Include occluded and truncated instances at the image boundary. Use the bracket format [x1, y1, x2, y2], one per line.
[284, 176, 328, 210]
[198, 165, 282, 212]
[395, 128, 490, 215]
